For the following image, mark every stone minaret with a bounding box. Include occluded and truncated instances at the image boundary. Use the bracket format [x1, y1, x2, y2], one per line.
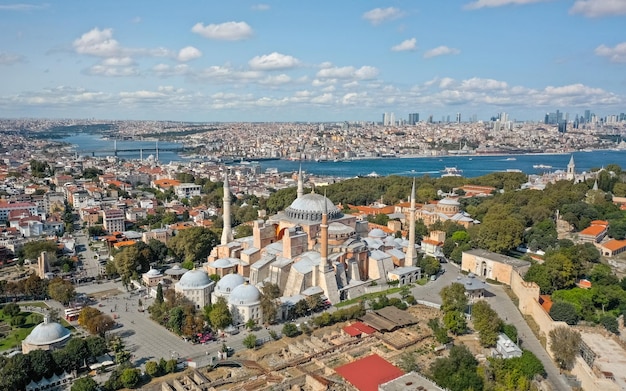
[405, 178, 417, 266]
[320, 190, 329, 269]
[221, 171, 233, 245]
[566, 155, 575, 181]
[297, 165, 304, 199]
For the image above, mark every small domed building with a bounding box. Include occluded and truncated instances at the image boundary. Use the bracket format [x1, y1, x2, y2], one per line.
[228, 282, 262, 325]
[22, 317, 71, 354]
[175, 268, 215, 309]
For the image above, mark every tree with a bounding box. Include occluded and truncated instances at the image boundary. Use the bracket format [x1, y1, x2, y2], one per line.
[3, 302, 20, 317]
[243, 333, 257, 349]
[85, 335, 107, 357]
[418, 256, 441, 276]
[429, 345, 483, 391]
[145, 360, 160, 377]
[443, 310, 467, 335]
[245, 318, 256, 331]
[119, 367, 141, 388]
[22, 240, 58, 262]
[167, 226, 218, 263]
[427, 318, 451, 344]
[180, 259, 195, 271]
[28, 349, 55, 380]
[282, 322, 299, 337]
[64, 338, 89, 370]
[599, 315, 619, 334]
[549, 301, 579, 325]
[47, 277, 76, 305]
[156, 283, 164, 304]
[209, 296, 232, 330]
[165, 359, 177, 374]
[502, 323, 518, 343]
[71, 377, 99, 391]
[549, 326, 581, 370]
[471, 300, 503, 347]
[440, 283, 468, 313]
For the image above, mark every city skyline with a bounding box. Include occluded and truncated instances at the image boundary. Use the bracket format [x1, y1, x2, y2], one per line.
[0, 0, 625, 122]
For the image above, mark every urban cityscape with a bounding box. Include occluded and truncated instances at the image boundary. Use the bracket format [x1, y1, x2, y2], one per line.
[2, 1, 626, 391]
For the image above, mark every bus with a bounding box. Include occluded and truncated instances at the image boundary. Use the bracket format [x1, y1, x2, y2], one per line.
[64, 307, 82, 321]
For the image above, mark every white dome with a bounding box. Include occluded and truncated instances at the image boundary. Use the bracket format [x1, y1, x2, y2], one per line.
[24, 320, 71, 346]
[368, 228, 386, 239]
[177, 269, 212, 289]
[228, 283, 261, 306]
[146, 268, 161, 276]
[328, 222, 355, 235]
[285, 193, 342, 222]
[215, 273, 245, 294]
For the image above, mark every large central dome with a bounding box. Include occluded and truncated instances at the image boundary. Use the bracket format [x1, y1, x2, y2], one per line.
[24, 320, 71, 346]
[285, 193, 342, 222]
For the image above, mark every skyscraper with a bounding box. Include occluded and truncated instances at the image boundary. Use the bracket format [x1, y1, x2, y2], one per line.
[456, 113, 461, 123]
[408, 113, 419, 125]
[584, 109, 591, 123]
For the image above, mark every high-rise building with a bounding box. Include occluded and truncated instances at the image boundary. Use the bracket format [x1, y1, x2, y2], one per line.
[584, 110, 591, 123]
[408, 113, 419, 125]
[456, 113, 461, 123]
[389, 112, 395, 127]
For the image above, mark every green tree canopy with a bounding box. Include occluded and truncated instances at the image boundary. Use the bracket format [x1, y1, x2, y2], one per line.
[167, 226, 219, 263]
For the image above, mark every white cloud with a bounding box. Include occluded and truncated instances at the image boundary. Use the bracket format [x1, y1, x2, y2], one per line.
[73, 28, 121, 57]
[460, 77, 508, 90]
[0, 3, 49, 11]
[177, 46, 202, 62]
[595, 42, 626, 62]
[464, 0, 550, 10]
[191, 21, 253, 41]
[259, 74, 292, 85]
[251, 4, 270, 11]
[439, 77, 455, 88]
[362, 7, 405, 25]
[86, 64, 139, 77]
[311, 93, 334, 104]
[424, 46, 460, 58]
[317, 65, 379, 80]
[101, 57, 134, 66]
[391, 38, 417, 52]
[0, 51, 24, 65]
[248, 52, 300, 70]
[570, 0, 626, 17]
[152, 63, 190, 77]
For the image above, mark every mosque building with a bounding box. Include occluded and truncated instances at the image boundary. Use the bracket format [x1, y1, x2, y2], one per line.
[205, 169, 421, 312]
[174, 268, 215, 310]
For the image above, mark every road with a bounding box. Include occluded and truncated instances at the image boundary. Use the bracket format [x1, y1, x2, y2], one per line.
[405, 262, 570, 391]
[73, 231, 102, 279]
[70, 262, 570, 390]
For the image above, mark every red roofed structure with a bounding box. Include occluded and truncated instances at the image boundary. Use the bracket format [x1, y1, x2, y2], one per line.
[335, 354, 404, 391]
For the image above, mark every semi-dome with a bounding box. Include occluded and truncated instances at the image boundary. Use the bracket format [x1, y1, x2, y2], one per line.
[210, 258, 238, 268]
[368, 228, 386, 239]
[24, 320, 71, 346]
[177, 269, 212, 289]
[438, 197, 460, 206]
[228, 282, 261, 306]
[215, 273, 245, 294]
[285, 193, 342, 222]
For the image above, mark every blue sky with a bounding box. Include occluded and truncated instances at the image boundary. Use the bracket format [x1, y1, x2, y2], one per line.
[0, 0, 625, 122]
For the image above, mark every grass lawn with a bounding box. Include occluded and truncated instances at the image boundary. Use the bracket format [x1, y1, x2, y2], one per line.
[0, 309, 44, 351]
[334, 286, 404, 308]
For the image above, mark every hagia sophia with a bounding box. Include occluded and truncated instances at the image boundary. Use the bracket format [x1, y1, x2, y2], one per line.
[144, 170, 479, 326]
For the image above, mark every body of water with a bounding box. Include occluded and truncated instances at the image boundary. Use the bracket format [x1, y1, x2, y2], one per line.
[59, 131, 625, 178]
[60, 132, 182, 163]
[258, 151, 626, 178]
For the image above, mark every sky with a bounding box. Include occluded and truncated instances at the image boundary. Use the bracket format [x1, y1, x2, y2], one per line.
[0, 0, 625, 122]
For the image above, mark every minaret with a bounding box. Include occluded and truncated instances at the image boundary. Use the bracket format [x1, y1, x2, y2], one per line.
[405, 178, 417, 266]
[221, 171, 233, 245]
[320, 190, 329, 269]
[297, 165, 304, 199]
[566, 155, 575, 181]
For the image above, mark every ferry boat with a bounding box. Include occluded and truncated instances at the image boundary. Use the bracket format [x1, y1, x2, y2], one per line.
[441, 167, 463, 177]
[533, 164, 552, 169]
[505, 157, 517, 161]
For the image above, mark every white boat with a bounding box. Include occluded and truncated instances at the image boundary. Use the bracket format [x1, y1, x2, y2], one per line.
[441, 167, 463, 177]
[506, 157, 517, 161]
[366, 171, 380, 177]
[533, 164, 552, 169]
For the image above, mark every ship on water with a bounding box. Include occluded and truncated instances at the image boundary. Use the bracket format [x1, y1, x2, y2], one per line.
[533, 164, 552, 169]
[441, 167, 463, 177]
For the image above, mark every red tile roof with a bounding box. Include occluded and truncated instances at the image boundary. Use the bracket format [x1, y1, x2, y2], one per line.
[351, 321, 376, 335]
[335, 354, 404, 391]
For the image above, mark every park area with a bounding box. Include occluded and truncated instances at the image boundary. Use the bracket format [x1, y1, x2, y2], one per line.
[0, 303, 44, 351]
